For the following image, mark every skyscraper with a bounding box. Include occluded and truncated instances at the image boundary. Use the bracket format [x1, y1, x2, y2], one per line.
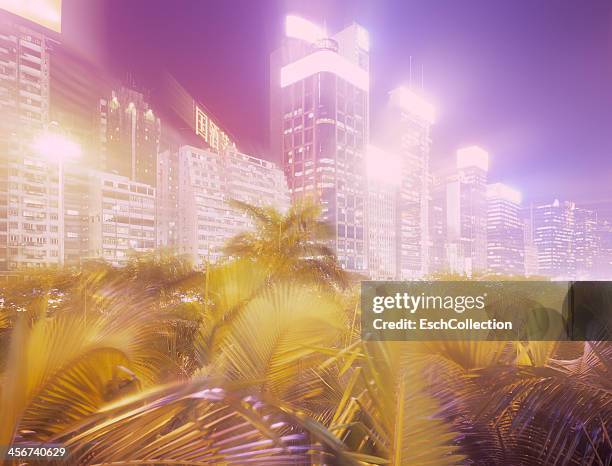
[525, 200, 575, 278]
[270, 16, 370, 272]
[445, 146, 489, 276]
[573, 206, 598, 278]
[365, 145, 399, 279]
[98, 87, 161, 187]
[385, 87, 435, 279]
[486, 183, 524, 275]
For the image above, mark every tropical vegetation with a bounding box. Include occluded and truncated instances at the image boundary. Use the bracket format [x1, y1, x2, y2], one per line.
[0, 201, 610, 465]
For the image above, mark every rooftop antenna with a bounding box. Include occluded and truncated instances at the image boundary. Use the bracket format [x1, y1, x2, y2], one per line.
[421, 64, 424, 90]
[409, 56, 413, 88]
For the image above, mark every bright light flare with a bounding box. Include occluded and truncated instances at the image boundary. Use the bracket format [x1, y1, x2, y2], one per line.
[285, 15, 325, 44]
[0, 0, 62, 33]
[389, 87, 436, 123]
[33, 131, 81, 162]
[281, 49, 369, 90]
[366, 145, 402, 186]
[487, 183, 522, 204]
[457, 146, 489, 171]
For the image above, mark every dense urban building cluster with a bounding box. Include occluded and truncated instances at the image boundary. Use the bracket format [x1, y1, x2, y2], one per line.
[0, 10, 610, 279]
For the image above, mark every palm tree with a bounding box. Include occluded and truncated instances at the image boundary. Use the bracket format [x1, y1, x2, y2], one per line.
[1, 229, 611, 464]
[223, 199, 349, 289]
[0, 287, 170, 450]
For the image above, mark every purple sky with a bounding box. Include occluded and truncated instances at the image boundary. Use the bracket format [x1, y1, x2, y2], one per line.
[61, 0, 612, 202]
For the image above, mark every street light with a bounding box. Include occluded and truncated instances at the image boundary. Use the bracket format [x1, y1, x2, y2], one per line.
[32, 124, 81, 266]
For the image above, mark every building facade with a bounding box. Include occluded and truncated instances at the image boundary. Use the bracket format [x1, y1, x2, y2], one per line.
[444, 147, 489, 276]
[158, 145, 289, 266]
[98, 87, 161, 187]
[365, 145, 398, 279]
[486, 183, 524, 275]
[0, 13, 56, 271]
[572, 206, 598, 279]
[385, 87, 434, 279]
[270, 16, 370, 272]
[88, 171, 156, 266]
[524, 200, 575, 278]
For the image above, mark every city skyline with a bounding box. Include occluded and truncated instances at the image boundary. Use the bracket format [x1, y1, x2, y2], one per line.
[1, 2, 611, 279]
[60, 0, 612, 203]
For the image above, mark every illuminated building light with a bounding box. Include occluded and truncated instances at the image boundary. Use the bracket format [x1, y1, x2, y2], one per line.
[457, 146, 489, 171]
[32, 131, 81, 162]
[366, 145, 402, 185]
[356, 26, 370, 52]
[195, 105, 235, 152]
[389, 86, 436, 123]
[487, 182, 522, 204]
[0, 0, 62, 33]
[280, 49, 369, 91]
[285, 15, 325, 44]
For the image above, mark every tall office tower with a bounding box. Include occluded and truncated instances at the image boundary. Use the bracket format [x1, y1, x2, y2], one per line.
[578, 200, 612, 278]
[270, 16, 370, 272]
[88, 172, 156, 266]
[98, 87, 161, 186]
[525, 200, 575, 278]
[385, 87, 435, 279]
[595, 219, 612, 279]
[573, 207, 598, 278]
[428, 174, 448, 274]
[365, 145, 399, 280]
[522, 214, 539, 277]
[486, 183, 524, 276]
[158, 145, 289, 266]
[446, 146, 489, 276]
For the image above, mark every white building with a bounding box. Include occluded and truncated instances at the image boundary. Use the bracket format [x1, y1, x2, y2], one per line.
[158, 145, 289, 266]
[1, 14, 56, 271]
[88, 172, 156, 266]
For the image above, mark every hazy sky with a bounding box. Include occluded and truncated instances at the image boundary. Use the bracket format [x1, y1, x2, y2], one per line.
[61, 0, 612, 202]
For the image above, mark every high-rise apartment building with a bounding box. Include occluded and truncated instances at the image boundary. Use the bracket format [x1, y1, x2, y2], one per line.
[88, 172, 156, 266]
[158, 145, 289, 266]
[445, 146, 489, 276]
[486, 183, 524, 275]
[270, 16, 370, 272]
[5, 152, 156, 270]
[1, 13, 56, 271]
[385, 87, 434, 279]
[98, 87, 161, 187]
